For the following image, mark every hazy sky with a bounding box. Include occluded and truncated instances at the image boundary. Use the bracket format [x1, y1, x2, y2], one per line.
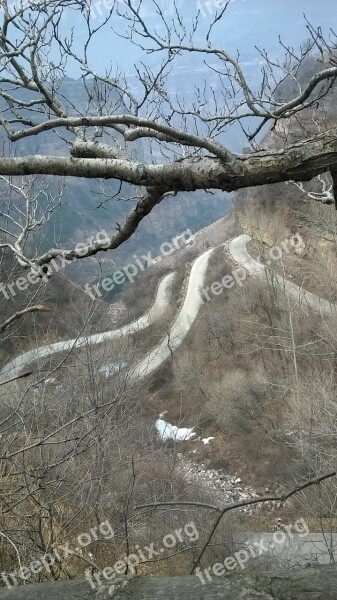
[62, 0, 336, 75]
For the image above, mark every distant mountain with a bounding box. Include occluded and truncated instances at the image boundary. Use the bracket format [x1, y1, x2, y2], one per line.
[0, 79, 230, 283]
[3, 0, 335, 285]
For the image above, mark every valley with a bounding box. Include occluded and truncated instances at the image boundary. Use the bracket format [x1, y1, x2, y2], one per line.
[1, 2, 337, 595]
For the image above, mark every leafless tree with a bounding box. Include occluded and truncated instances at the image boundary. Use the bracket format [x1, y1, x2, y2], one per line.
[2, 3, 337, 594]
[0, 1, 336, 273]
[290, 174, 334, 205]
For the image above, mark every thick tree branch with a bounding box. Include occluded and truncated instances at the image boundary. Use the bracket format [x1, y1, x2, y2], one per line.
[35, 186, 166, 266]
[1, 130, 337, 271]
[6, 115, 233, 162]
[0, 131, 336, 190]
[1, 130, 337, 270]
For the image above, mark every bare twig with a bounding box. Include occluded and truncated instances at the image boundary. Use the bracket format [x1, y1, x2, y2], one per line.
[0, 304, 50, 334]
[135, 469, 337, 572]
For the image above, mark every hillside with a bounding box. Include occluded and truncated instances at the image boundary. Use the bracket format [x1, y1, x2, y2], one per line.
[0, 249, 114, 365]
[1, 5, 337, 594]
[100, 73, 337, 500]
[3, 78, 337, 496]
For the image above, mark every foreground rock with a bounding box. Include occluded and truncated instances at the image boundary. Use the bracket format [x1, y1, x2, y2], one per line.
[0, 565, 335, 599]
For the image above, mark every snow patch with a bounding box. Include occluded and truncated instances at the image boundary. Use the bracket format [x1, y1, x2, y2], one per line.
[155, 415, 196, 441]
[202, 437, 215, 445]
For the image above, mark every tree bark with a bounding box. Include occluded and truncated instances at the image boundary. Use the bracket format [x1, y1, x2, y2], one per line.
[0, 129, 337, 194]
[0, 565, 336, 600]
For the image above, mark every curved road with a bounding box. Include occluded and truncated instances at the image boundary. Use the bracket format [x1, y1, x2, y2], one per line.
[1, 234, 334, 384]
[130, 247, 215, 380]
[0, 272, 176, 382]
[229, 234, 334, 316]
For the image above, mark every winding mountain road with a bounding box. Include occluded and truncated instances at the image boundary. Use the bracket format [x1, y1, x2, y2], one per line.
[1, 234, 334, 384]
[130, 247, 214, 380]
[229, 234, 334, 316]
[0, 271, 176, 382]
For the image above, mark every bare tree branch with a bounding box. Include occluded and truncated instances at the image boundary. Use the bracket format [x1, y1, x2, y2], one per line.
[135, 469, 337, 573]
[0, 371, 32, 386]
[0, 304, 50, 334]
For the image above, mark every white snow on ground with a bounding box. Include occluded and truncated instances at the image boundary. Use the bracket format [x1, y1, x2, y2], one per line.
[155, 414, 213, 444]
[155, 415, 196, 441]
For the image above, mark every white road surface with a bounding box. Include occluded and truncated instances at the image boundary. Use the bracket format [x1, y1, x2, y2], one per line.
[0, 272, 176, 382]
[229, 234, 334, 316]
[2, 234, 333, 385]
[129, 247, 214, 380]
